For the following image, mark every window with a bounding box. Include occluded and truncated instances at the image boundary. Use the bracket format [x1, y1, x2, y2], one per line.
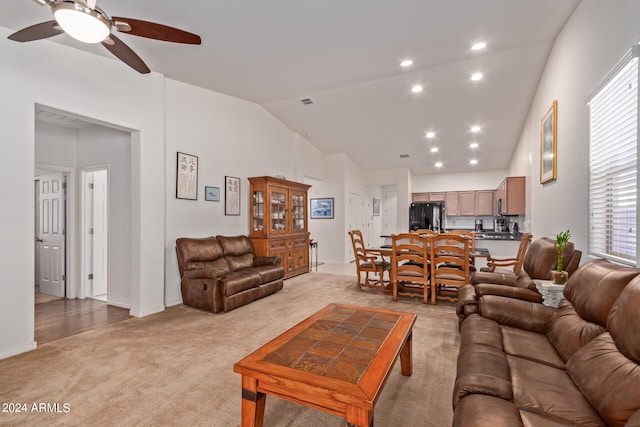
[588, 46, 638, 266]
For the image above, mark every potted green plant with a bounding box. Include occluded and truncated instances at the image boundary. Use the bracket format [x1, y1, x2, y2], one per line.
[552, 229, 571, 284]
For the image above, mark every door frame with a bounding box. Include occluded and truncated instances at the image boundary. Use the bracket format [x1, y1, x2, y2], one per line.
[80, 165, 110, 300]
[34, 163, 76, 299]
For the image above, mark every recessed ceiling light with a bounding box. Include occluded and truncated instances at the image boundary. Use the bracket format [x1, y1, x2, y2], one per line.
[411, 85, 423, 93]
[470, 159, 478, 165]
[470, 125, 481, 133]
[430, 147, 439, 153]
[400, 59, 413, 67]
[471, 42, 487, 51]
[469, 142, 479, 149]
[435, 162, 443, 168]
[425, 131, 436, 139]
[471, 72, 484, 81]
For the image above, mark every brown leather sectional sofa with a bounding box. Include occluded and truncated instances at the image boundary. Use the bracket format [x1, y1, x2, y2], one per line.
[453, 259, 640, 426]
[175, 235, 284, 313]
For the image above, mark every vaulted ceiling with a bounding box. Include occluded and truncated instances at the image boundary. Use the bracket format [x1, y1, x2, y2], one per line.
[1, 0, 581, 174]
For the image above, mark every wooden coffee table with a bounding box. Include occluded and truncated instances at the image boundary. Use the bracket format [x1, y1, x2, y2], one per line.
[234, 303, 416, 427]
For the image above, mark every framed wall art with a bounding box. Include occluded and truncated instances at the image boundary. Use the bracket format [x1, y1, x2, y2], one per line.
[540, 100, 558, 184]
[205, 186, 220, 202]
[310, 198, 334, 219]
[373, 198, 381, 216]
[176, 152, 198, 200]
[225, 176, 241, 215]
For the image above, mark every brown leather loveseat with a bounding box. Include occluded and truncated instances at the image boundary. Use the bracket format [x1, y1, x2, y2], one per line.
[457, 237, 582, 320]
[175, 235, 284, 313]
[453, 259, 640, 426]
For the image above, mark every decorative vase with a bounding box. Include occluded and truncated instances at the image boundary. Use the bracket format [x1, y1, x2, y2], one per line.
[551, 270, 568, 285]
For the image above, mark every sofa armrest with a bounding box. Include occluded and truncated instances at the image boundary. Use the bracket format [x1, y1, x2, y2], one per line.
[456, 285, 478, 318]
[476, 283, 543, 303]
[471, 271, 517, 286]
[254, 256, 282, 267]
[479, 295, 555, 333]
[182, 268, 225, 280]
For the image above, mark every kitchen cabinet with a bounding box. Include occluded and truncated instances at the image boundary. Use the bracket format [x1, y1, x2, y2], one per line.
[412, 193, 429, 202]
[496, 176, 525, 215]
[475, 190, 495, 216]
[248, 176, 311, 278]
[458, 191, 476, 216]
[429, 192, 445, 202]
[445, 192, 459, 216]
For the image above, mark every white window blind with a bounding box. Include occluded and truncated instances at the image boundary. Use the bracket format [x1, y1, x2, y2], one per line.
[588, 47, 638, 266]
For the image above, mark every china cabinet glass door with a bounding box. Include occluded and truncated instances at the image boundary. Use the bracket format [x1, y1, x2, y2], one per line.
[271, 188, 287, 232]
[292, 192, 306, 231]
[252, 190, 264, 232]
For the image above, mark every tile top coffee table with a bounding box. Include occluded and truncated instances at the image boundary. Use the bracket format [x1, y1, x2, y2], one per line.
[234, 303, 417, 427]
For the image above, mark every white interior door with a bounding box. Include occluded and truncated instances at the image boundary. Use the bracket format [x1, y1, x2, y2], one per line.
[92, 170, 108, 297]
[37, 172, 66, 297]
[384, 191, 398, 235]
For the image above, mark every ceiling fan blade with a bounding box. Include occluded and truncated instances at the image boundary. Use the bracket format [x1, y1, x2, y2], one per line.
[102, 34, 150, 74]
[111, 17, 201, 45]
[8, 20, 63, 42]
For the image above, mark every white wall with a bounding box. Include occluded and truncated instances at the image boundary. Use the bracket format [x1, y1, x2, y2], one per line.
[511, 0, 640, 254]
[0, 27, 165, 358]
[411, 170, 509, 193]
[163, 79, 299, 306]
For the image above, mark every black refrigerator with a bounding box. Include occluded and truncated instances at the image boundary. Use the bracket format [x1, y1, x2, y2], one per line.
[409, 202, 445, 232]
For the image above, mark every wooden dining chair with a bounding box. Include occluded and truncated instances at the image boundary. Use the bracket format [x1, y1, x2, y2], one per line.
[431, 232, 470, 303]
[481, 232, 533, 275]
[390, 233, 431, 304]
[348, 230, 390, 291]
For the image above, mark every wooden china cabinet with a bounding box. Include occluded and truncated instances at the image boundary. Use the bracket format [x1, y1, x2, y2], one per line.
[248, 176, 311, 278]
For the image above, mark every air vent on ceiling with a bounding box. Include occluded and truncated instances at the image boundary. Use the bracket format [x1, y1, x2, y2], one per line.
[300, 98, 314, 105]
[400, 154, 410, 159]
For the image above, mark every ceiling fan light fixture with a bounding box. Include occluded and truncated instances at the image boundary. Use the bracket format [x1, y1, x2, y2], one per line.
[52, 2, 111, 44]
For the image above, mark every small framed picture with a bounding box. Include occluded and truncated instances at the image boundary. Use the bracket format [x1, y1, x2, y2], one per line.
[225, 176, 241, 215]
[176, 152, 198, 200]
[310, 198, 334, 219]
[373, 198, 380, 216]
[205, 186, 220, 202]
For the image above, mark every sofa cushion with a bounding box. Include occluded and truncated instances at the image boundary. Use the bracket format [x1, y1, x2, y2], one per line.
[546, 300, 606, 363]
[459, 314, 504, 351]
[252, 264, 285, 283]
[564, 258, 640, 326]
[607, 274, 640, 362]
[220, 270, 262, 296]
[507, 356, 606, 426]
[453, 344, 513, 408]
[567, 333, 640, 427]
[453, 394, 523, 427]
[217, 235, 255, 271]
[176, 237, 231, 274]
[500, 325, 565, 369]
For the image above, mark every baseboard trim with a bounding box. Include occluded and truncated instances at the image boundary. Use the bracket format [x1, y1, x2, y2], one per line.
[0, 341, 37, 360]
[129, 305, 165, 318]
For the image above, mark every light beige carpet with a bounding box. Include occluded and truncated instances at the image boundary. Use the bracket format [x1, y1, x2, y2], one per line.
[1, 273, 460, 426]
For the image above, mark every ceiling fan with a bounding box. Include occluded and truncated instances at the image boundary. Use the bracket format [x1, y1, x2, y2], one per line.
[7, 0, 201, 74]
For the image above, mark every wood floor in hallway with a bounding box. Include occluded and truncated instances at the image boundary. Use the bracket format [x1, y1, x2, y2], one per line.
[35, 298, 130, 345]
